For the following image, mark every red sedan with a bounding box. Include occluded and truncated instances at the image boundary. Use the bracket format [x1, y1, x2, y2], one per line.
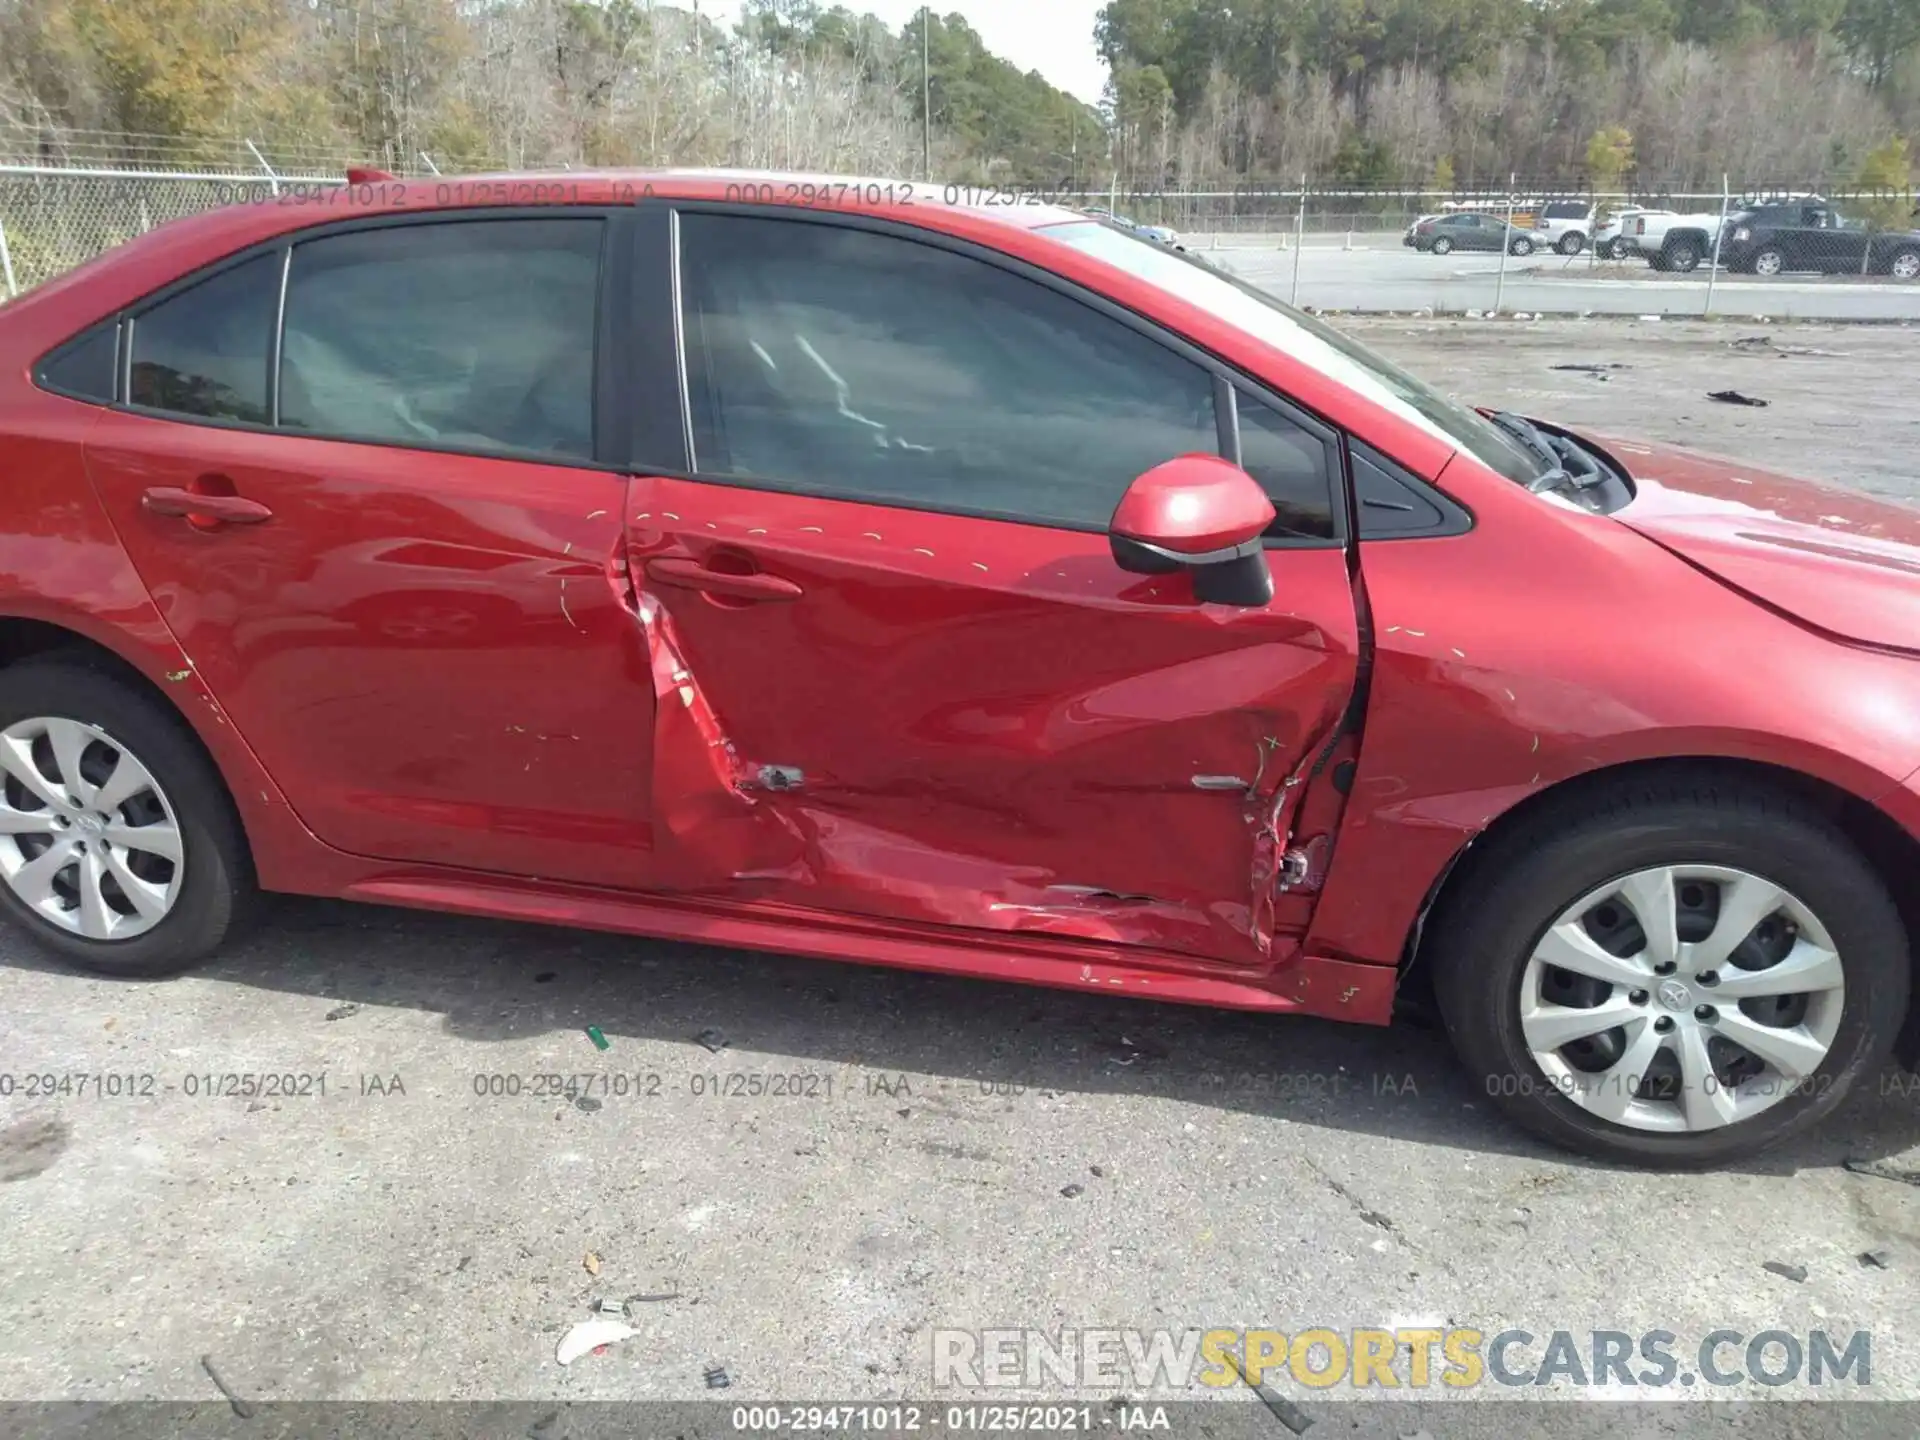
[1, 171, 1915, 1166]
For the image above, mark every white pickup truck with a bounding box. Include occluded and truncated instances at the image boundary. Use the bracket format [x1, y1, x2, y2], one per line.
[1617, 208, 1726, 272]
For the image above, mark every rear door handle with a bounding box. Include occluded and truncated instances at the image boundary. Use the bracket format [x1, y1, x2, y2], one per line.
[644, 557, 802, 602]
[141, 487, 274, 525]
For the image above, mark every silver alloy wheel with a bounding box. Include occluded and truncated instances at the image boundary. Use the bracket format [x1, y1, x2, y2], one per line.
[1892, 251, 1920, 281]
[1519, 865, 1844, 1133]
[0, 717, 184, 940]
[1754, 249, 1785, 276]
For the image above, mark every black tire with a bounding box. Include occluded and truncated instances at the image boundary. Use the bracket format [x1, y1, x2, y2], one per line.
[1430, 776, 1910, 1168]
[1663, 239, 1700, 273]
[1557, 232, 1586, 255]
[1430, 236, 1452, 256]
[1647, 252, 1672, 272]
[1889, 247, 1920, 282]
[1510, 237, 1534, 256]
[0, 658, 253, 977]
[1753, 246, 1786, 278]
[1596, 239, 1619, 260]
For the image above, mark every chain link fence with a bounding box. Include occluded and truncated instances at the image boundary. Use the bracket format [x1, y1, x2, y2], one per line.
[3, 159, 1915, 306]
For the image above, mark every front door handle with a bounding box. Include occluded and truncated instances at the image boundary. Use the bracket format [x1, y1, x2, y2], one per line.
[645, 557, 802, 603]
[141, 486, 274, 525]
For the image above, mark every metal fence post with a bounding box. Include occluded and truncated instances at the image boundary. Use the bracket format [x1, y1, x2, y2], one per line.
[0, 216, 16, 298]
[1493, 173, 1514, 315]
[244, 139, 280, 196]
[1705, 174, 1729, 317]
[1290, 173, 1306, 305]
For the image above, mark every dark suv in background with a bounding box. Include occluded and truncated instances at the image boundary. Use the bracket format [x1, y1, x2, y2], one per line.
[1719, 198, 1920, 278]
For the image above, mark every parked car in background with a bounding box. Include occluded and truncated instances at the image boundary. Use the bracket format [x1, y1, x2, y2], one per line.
[1082, 207, 1183, 249]
[1535, 199, 1597, 255]
[1411, 212, 1549, 256]
[1619, 208, 1730, 272]
[1718, 199, 1920, 278]
[3, 169, 1918, 1170]
[1593, 206, 1668, 260]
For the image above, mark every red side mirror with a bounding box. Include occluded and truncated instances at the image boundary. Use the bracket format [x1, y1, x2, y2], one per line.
[1109, 454, 1277, 607]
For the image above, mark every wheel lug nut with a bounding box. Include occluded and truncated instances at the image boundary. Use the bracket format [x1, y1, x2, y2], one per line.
[1695, 1005, 1717, 1022]
[1629, 989, 1649, 1005]
[1653, 961, 1678, 976]
[1697, 971, 1719, 986]
[1654, 1016, 1675, 1033]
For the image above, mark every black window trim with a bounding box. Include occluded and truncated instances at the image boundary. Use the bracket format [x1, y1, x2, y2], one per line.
[73, 207, 636, 474]
[644, 200, 1352, 550]
[1345, 436, 1473, 540]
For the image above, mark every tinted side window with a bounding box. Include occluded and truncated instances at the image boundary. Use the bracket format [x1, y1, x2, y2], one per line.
[129, 254, 278, 423]
[36, 322, 120, 403]
[679, 214, 1216, 529]
[280, 219, 602, 459]
[1235, 394, 1336, 539]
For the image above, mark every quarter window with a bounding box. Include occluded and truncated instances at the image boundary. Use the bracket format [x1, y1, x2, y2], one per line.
[128, 253, 279, 423]
[280, 219, 603, 459]
[678, 214, 1226, 531]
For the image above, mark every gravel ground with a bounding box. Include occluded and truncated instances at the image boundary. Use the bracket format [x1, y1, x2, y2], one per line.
[1334, 315, 1920, 505]
[1, 318, 1917, 1437]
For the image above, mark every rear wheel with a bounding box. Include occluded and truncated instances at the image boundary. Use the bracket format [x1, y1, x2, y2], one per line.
[1890, 248, 1920, 281]
[0, 659, 252, 977]
[1430, 778, 1909, 1167]
[1663, 238, 1701, 273]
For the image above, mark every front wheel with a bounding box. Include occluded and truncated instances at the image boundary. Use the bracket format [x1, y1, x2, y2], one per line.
[1430, 236, 1452, 256]
[1509, 237, 1534, 256]
[1430, 779, 1909, 1167]
[1890, 248, 1920, 281]
[1753, 247, 1786, 277]
[0, 658, 253, 977]
[1557, 232, 1586, 255]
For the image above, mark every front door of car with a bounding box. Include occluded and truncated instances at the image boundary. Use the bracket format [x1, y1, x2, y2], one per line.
[622, 209, 1361, 966]
[83, 212, 661, 887]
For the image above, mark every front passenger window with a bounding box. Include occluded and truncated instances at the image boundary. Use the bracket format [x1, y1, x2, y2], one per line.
[279, 219, 603, 459]
[679, 214, 1218, 530]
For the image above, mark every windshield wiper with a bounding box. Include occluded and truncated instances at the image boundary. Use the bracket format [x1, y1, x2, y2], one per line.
[1488, 409, 1559, 470]
[1489, 410, 1611, 496]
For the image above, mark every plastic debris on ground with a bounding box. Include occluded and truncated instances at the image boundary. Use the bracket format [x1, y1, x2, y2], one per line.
[556, 1319, 637, 1366]
[1708, 389, 1769, 406]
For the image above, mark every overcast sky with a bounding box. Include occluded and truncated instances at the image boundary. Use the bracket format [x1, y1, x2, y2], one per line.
[715, 0, 1112, 106]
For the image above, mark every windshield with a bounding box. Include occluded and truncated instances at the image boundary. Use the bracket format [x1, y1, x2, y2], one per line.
[1041, 220, 1540, 486]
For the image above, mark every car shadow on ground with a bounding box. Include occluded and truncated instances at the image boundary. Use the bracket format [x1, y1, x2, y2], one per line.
[5, 894, 1917, 1175]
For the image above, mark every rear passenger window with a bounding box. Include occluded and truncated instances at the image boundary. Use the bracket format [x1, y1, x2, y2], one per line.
[279, 219, 602, 460]
[128, 254, 278, 424]
[36, 322, 119, 403]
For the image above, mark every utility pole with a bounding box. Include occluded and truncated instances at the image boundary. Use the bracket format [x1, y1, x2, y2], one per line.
[921, 6, 932, 182]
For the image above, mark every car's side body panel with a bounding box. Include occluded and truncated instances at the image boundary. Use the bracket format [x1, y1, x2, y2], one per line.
[2, 169, 1919, 1029]
[1309, 453, 1920, 969]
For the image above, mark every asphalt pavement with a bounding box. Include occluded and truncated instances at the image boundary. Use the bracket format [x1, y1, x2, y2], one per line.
[1203, 238, 1920, 320]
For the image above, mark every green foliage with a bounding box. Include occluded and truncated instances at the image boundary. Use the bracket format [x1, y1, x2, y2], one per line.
[1585, 125, 1636, 190]
[1854, 134, 1915, 228]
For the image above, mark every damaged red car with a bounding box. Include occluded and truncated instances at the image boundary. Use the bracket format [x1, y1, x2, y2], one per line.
[2, 171, 1917, 1166]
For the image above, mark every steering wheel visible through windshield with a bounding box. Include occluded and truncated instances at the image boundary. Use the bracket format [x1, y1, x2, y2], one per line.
[1040, 220, 1543, 488]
